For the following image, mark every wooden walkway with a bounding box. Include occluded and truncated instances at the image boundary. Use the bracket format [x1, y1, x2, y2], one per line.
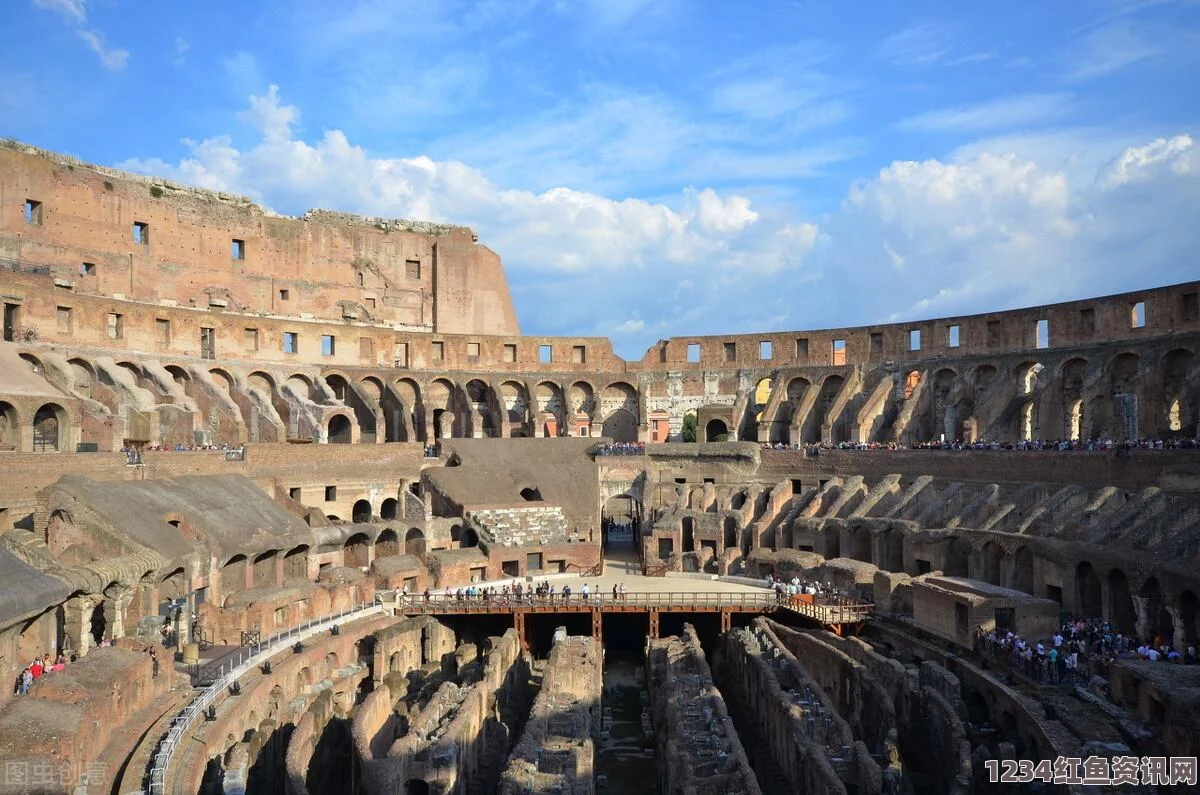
[396, 590, 873, 642]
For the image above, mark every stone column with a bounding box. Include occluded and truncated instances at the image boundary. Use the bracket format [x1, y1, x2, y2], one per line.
[1167, 605, 1185, 652]
[1132, 595, 1151, 644]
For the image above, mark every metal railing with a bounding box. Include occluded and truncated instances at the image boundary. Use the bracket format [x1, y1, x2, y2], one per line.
[146, 601, 382, 795]
[401, 590, 774, 611]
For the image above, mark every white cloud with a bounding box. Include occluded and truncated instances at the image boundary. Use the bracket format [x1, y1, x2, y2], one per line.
[31, 0, 128, 71]
[896, 93, 1073, 133]
[1063, 21, 1163, 80]
[120, 86, 1199, 357]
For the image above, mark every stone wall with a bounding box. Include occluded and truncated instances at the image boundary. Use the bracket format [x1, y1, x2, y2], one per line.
[646, 624, 761, 795]
[500, 633, 602, 795]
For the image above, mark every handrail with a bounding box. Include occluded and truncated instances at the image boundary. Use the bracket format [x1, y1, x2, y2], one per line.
[396, 590, 872, 616]
[147, 601, 382, 795]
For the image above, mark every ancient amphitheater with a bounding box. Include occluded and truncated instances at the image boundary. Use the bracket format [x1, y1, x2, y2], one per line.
[0, 137, 1198, 794]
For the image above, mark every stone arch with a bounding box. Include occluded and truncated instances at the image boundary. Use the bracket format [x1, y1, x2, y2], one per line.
[704, 418, 729, 443]
[284, 545, 309, 579]
[427, 378, 457, 439]
[568, 381, 595, 415]
[344, 533, 370, 567]
[380, 498, 398, 521]
[159, 567, 187, 601]
[328, 414, 353, 444]
[208, 367, 235, 394]
[1180, 590, 1199, 647]
[32, 403, 67, 452]
[465, 378, 497, 437]
[499, 380, 529, 434]
[1162, 348, 1195, 435]
[944, 537, 970, 577]
[903, 370, 920, 400]
[1076, 561, 1102, 616]
[815, 374, 847, 443]
[600, 382, 639, 442]
[67, 357, 97, 400]
[405, 528, 425, 557]
[882, 529, 904, 572]
[461, 526, 478, 548]
[286, 373, 315, 402]
[375, 528, 399, 558]
[1016, 362, 1043, 395]
[1138, 577, 1173, 643]
[1107, 568, 1135, 634]
[979, 541, 1003, 585]
[535, 381, 565, 437]
[247, 370, 276, 396]
[0, 401, 17, 451]
[602, 409, 637, 442]
[352, 500, 372, 523]
[1108, 352, 1141, 439]
[252, 550, 277, 587]
[1011, 546, 1034, 595]
[222, 554, 248, 595]
[848, 526, 871, 563]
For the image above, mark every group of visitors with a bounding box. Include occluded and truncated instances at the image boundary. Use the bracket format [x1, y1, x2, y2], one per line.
[975, 617, 1200, 686]
[593, 442, 646, 456]
[766, 574, 842, 603]
[435, 580, 630, 604]
[13, 652, 72, 695]
[760, 437, 1200, 453]
[422, 444, 440, 458]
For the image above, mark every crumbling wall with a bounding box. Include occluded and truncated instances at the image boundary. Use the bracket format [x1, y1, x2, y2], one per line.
[646, 624, 762, 795]
[500, 633, 602, 795]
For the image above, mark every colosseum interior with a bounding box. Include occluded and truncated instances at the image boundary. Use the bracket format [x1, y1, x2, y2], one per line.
[1, 138, 1199, 794]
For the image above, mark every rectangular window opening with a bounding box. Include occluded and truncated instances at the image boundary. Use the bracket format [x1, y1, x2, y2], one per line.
[987, 320, 1002, 347]
[687, 343, 701, 363]
[81, 262, 96, 276]
[106, 312, 124, 340]
[1035, 318, 1049, 349]
[283, 332, 298, 354]
[155, 318, 171, 345]
[278, 289, 290, 302]
[231, 239, 245, 260]
[947, 325, 960, 348]
[405, 260, 421, 279]
[1079, 308, 1096, 336]
[503, 343, 516, 363]
[394, 342, 409, 368]
[321, 335, 335, 356]
[200, 327, 215, 360]
[467, 342, 481, 358]
[832, 338, 846, 366]
[432, 341, 444, 360]
[1130, 301, 1146, 329]
[324, 486, 337, 502]
[723, 342, 736, 362]
[795, 338, 809, 359]
[909, 329, 921, 351]
[24, 200, 43, 225]
[289, 487, 302, 501]
[1181, 292, 1199, 322]
[539, 344, 553, 363]
[870, 332, 883, 354]
[132, 221, 149, 245]
[244, 328, 259, 351]
[572, 345, 586, 364]
[759, 340, 772, 360]
[56, 306, 72, 334]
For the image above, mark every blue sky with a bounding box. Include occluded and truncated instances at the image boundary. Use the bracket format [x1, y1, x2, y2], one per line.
[5, 0, 1200, 358]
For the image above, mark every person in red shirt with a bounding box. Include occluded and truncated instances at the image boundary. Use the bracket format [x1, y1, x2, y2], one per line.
[29, 658, 44, 680]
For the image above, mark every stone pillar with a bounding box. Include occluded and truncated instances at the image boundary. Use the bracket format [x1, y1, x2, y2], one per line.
[1167, 605, 1185, 652]
[106, 587, 134, 639]
[61, 596, 91, 656]
[1132, 595, 1151, 644]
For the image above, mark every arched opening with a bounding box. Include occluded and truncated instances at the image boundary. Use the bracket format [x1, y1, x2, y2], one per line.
[252, 550, 277, 587]
[682, 517, 695, 553]
[405, 528, 425, 557]
[461, 527, 478, 548]
[344, 533, 370, 568]
[903, 370, 920, 400]
[376, 529, 399, 558]
[1067, 399, 1083, 441]
[882, 530, 904, 572]
[222, 554, 248, 592]
[380, 498, 398, 520]
[1011, 547, 1034, 595]
[404, 781, 431, 795]
[89, 602, 106, 644]
[600, 382, 638, 442]
[1168, 398, 1182, 432]
[352, 500, 372, 523]
[1138, 578, 1173, 644]
[1018, 362, 1043, 395]
[816, 375, 848, 443]
[723, 517, 737, 550]
[450, 524, 462, 543]
[602, 495, 638, 550]
[704, 419, 728, 443]
[943, 537, 969, 577]
[520, 486, 543, 502]
[284, 546, 309, 579]
[328, 414, 353, 444]
[1180, 590, 1199, 647]
[601, 409, 637, 442]
[966, 691, 990, 727]
[1076, 562, 1102, 616]
[1109, 353, 1141, 440]
[980, 542, 1002, 585]
[33, 403, 65, 452]
[849, 527, 871, 563]
[0, 401, 18, 451]
[1107, 569, 1135, 634]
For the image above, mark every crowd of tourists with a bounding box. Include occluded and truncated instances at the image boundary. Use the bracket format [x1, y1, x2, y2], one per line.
[766, 574, 847, 604]
[593, 442, 646, 456]
[13, 653, 71, 695]
[974, 617, 1199, 686]
[406, 580, 632, 604]
[759, 437, 1200, 453]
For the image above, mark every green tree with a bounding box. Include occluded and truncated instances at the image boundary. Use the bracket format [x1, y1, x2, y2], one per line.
[680, 412, 698, 442]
